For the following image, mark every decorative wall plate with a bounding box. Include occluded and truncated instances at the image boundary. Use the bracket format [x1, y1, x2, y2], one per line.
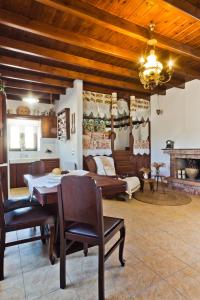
[16, 106, 30, 115]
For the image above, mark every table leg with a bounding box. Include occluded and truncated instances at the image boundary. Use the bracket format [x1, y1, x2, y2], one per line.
[156, 176, 159, 191]
[149, 181, 154, 192]
[140, 180, 144, 192]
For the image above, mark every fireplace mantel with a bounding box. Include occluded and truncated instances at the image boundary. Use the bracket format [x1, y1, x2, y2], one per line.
[163, 148, 200, 156]
[163, 148, 200, 194]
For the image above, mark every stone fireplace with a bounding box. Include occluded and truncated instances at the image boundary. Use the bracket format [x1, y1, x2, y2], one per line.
[163, 149, 200, 194]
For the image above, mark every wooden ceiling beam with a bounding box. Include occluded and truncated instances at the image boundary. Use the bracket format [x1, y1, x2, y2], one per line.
[0, 53, 151, 94]
[0, 38, 198, 85]
[0, 68, 73, 88]
[83, 83, 150, 100]
[0, 36, 138, 79]
[6, 93, 54, 104]
[34, 0, 200, 61]
[5, 87, 59, 98]
[163, 0, 200, 20]
[0, 8, 139, 62]
[2, 78, 65, 94]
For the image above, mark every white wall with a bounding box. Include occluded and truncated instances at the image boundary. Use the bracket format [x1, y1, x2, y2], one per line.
[55, 80, 83, 170]
[151, 79, 200, 176]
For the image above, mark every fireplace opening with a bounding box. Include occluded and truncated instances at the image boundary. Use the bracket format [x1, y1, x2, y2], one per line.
[176, 158, 200, 180]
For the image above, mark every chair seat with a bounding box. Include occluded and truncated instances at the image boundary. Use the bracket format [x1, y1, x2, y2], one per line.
[65, 216, 123, 238]
[5, 206, 55, 232]
[4, 196, 40, 212]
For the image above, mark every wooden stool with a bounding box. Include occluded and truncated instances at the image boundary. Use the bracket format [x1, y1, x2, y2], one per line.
[141, 178, 154, 192]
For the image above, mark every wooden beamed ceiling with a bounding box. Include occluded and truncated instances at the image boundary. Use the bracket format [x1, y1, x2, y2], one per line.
[163, 0, 200, 20]
[0, 0, 199, 103]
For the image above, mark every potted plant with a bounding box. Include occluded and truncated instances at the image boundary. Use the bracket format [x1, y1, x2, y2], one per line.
[185, 159, 199, 180]
[152, 162, 166, 176]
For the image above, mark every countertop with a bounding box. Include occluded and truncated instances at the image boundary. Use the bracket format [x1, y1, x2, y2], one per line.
[9, 157, 59, 164]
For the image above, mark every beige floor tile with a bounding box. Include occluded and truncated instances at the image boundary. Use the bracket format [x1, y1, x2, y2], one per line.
[142, 253, 188, 278]
[3, 250, 22, 279]
[133, 280, 186, 300]
[106, 261, 161, 298]
[167, 243, 200, 265]
[23, 264, 67, 300]
[3, 187, 200, 300]
[166, 266, 200, 300]
[19, 241, 50, 273]
[38, 287, 79, 300]
[0, 273, 25, 300]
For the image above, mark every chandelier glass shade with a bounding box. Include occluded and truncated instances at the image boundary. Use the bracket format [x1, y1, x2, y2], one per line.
[139, 24, 173, 90]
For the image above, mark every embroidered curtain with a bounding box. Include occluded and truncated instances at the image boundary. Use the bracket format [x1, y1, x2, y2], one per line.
[130, 97, 150, 122]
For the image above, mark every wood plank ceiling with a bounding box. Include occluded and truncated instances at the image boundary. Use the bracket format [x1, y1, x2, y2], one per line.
[0, 0, 199, 103]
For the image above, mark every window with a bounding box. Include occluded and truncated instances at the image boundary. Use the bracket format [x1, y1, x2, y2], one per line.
[8, 119, 41, 151]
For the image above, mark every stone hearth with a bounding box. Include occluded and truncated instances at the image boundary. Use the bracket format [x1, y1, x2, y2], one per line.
[163, 149, 200, 195]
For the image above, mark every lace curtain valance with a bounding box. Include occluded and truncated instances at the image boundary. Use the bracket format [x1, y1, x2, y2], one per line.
[130, 97, 150, 122]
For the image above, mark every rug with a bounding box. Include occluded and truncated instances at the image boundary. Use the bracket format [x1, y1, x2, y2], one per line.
[134, 189, 192, 206]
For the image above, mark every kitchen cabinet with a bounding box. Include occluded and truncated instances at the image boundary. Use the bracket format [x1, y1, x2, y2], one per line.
[10, 163, 31, 188]
[41, 116, 57, 138]
[41, 158, 60, 173]
[0, 90, 7, 164]
[10, 158, 60, 188]
[0, 165, 8, 199]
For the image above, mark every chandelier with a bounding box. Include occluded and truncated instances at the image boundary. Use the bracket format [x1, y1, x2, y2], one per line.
[139, 22, 173, 90]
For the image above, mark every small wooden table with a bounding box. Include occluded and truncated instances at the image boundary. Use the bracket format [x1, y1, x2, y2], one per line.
[153, 175, 166, 193]
[141, 178, 155, 192]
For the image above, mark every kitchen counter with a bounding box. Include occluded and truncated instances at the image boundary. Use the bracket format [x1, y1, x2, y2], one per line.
[9, 157, 59, 164]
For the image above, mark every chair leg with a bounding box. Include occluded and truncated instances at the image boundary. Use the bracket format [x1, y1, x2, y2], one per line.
[98, 244, 105, 300]
[40, 225, 46, 244]
[49, 225, 56, 265]
[83, 243, 88, 257]
[0, 230, 5, 281]
[119, 226, 126, 267]
[60, 237, 66, 289]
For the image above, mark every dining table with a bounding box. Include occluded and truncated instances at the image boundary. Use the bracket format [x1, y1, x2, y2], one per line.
[24, 171, 127, 205]
[23, 171, 127, 256]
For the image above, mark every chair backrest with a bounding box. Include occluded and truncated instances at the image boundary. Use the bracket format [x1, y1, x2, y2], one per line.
[0, 173, 5, 228]
[58, 175, 103, 237]
[29, 160, 45, 176]
[83, 155, 97, 173]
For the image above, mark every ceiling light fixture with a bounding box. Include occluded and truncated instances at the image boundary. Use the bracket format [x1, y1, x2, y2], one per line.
[139, 22, 174, 90]
[22, 95, 39, 104]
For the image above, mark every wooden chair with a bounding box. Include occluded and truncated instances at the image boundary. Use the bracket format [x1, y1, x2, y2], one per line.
[0, 175, 56, 281]
[29, 160, 45, 176]
[58, 175, 126, 300]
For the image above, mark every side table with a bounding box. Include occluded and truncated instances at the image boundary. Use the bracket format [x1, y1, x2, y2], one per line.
[154, 175, 166, 193]
[141, 178, 155, 192]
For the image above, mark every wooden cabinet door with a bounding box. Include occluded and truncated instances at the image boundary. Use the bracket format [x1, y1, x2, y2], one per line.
[10, 164, 17, 188]
[0, 166, 8, 199]
[42, 159, 60, 173]
[0, 91, 7, 164]
[41, 116, 57, 138]
[16, 163, 31, 188]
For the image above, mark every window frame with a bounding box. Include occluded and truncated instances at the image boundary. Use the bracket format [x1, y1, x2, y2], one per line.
[8, 117, 41, 152]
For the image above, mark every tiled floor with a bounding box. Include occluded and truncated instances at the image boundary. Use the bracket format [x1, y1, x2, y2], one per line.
[2, 190, 200, 299]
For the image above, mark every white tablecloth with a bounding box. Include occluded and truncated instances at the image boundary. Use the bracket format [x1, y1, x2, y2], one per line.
[27, 170, 89, 194]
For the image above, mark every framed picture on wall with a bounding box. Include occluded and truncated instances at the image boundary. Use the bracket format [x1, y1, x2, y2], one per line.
[57, 108, 70, 140]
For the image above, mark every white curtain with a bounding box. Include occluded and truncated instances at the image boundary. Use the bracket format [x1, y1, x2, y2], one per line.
[130, 98, 150, 121]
